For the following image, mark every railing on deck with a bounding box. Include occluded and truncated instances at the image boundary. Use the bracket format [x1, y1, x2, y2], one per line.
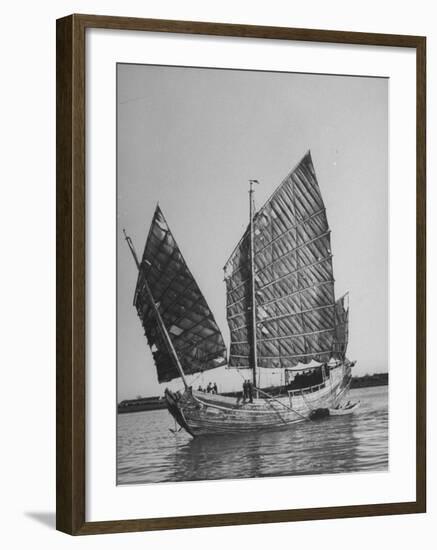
[288, 381, 326, 397]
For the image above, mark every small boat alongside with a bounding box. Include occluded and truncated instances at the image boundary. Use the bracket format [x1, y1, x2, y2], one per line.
[309, 401, 360, 420]
[329, 401, 361, 416]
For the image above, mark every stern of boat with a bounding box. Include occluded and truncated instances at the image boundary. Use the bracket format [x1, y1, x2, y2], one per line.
[330, 359, 355, 407]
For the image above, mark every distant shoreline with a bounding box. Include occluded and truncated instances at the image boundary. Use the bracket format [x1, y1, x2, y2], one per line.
[118, 396, 167, 414]
[350, 372, 388, 389]
[118, 372, 388, 414]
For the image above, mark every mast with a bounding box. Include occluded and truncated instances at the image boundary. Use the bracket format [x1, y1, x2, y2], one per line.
[123, 228, 140, 269]
[249, 181, 258, 389]
[123, 229, 189, 389]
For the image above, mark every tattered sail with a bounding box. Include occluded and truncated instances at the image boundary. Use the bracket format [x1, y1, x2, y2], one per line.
[134, 206, 227, 383]
[224, 151, 341, 369]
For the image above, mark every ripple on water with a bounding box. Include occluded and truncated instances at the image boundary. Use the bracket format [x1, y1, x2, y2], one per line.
[117, 386, 388, 484]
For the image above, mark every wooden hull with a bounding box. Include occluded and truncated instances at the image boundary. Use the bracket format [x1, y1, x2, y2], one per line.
[165, 362, 352, 437]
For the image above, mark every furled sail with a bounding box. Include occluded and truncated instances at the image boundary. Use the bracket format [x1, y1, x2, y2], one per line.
[224, 151, 340, 369]
[134, 206, 227, 383]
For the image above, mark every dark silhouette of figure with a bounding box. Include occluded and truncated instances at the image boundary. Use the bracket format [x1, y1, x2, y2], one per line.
[247, 380, 254, 403]
[242, 380, 248, 402]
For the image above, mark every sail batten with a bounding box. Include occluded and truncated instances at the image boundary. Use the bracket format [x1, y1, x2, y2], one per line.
[232, 303, 337, 330]
[226, 254, 333, 300]
[224, 151, 347, 370]
[259, 280, 335, 307]
[229, 326, 334, 344]
[134, 206, 227, 383]
[255, 231, 331, 275]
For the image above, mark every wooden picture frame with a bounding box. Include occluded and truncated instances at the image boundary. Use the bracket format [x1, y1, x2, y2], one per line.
[56, 13, 426, 535]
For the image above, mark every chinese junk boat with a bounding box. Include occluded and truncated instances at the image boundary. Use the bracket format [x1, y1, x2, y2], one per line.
[124, 151, 358, 437]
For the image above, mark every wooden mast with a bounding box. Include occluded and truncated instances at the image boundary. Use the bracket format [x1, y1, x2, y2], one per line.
[123, 229, 189, 389]
[249, 181, 259, 390]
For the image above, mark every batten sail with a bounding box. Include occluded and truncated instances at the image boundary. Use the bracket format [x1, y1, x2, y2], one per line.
[333, 293, 349, 360]
[134, 206, 227, 383]
[224, 151, 343, 369]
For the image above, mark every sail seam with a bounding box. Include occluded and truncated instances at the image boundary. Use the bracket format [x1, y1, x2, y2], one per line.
[176, 331, 226, 355]
[226, 253, 332, 297]
[260, 327, 333, 342]
[255, 230, 331, 276]
[228, 281, 335, 322]
[260, 279, 335, 307]
[254, 207, 326, 255]
[229, 350, 333, 360]
[229, 303, 336, 332]
[224, 228, 330, 280]
[257, 255, 333, 292]
[226, 279, 335, 318]
[231, 327, 334, 346]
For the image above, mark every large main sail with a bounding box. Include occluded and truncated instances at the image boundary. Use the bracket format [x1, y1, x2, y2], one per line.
[224, 151, 345, 369]
[134, 206, 227, 383]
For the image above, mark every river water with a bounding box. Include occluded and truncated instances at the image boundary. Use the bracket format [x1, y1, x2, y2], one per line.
[117, 386, 388, 485]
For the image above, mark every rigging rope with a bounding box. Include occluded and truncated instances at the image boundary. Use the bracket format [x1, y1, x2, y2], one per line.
[255, 387, 309, 421]
[299, 388, 315, 413]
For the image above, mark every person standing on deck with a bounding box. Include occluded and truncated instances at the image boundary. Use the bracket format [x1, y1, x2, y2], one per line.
[247, 380, 254, 403]
[242, 380, 248, 402]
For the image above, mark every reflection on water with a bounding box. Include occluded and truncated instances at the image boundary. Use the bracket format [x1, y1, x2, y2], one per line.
[117, 386, 388, 484]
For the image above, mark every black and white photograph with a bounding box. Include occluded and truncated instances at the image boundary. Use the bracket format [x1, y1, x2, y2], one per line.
[1, 0, 431, 544]
[116, 63, 389, 485]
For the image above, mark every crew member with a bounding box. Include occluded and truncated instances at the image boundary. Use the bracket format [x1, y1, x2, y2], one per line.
[242, 380, 248, 402]
[247, 380, 254, 403]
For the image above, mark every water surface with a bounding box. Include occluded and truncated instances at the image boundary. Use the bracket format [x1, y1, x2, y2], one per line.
[117, 386, 388, 484]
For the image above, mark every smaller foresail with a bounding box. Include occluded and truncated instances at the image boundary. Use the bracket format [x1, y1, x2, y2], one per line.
[134, 206, 227, 383]
[333, 293, 349, 359]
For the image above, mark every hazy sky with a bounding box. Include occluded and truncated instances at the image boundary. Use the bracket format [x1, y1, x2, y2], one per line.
[117, 63, 388, 401]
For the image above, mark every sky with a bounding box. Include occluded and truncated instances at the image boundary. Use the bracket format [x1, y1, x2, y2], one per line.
[117, 63, 388, 401]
